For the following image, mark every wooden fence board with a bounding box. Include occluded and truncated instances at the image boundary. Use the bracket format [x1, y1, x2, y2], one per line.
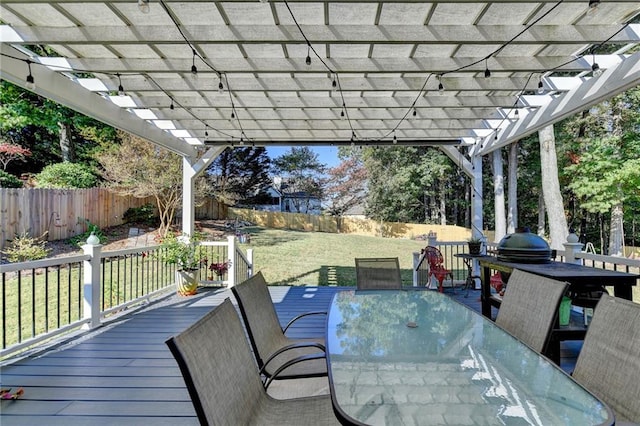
[0, 188, 224, 249]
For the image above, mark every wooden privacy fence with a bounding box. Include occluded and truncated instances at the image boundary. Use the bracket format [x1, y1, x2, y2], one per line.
[0, 188, 225, 249]
[228, 207, 471, 241]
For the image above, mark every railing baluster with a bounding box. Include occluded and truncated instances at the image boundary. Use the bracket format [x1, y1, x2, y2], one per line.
[45, 267, 49, 333]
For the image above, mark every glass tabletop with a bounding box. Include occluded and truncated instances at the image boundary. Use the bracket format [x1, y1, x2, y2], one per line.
[326, 289, 613, 426]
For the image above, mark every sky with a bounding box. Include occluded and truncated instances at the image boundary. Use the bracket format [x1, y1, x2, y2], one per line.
[265, 146, 341, 169]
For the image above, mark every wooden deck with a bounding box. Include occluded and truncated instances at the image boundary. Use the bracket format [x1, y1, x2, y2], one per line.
[0, 286, 580, 425]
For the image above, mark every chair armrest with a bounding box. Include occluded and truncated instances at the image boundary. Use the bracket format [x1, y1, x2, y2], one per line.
[259, 341, 326, 376]
[263, 353, 327, 389]
[282, 311, 327, 333]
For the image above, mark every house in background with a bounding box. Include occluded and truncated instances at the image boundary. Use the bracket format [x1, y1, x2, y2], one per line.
[247, 183, 322, 215]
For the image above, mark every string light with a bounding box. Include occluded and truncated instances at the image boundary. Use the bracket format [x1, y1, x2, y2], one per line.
[484, 59, 491, 78]
[341, 103, 346, 120]
[25, 60, 35, 90]
[437, 75, 444, 92]
[412, 108, 417, 118]
[218, 74, 224, 93]
[305, 45, 311, 66]
[588, 0, 600, 14]
[332, 75, 337, 90]
[190, 49, 198, 78]
[393, 132, 397, 144]
[591, 52, 602, 76]
[231, 111, 235, 119]
[138, 0, 150, 14]
[537, 79, 544, 94]
[169, 98, 175, 110]
[116, 73, 125, 96]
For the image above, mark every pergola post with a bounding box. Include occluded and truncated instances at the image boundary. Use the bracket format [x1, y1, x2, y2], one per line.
[182, 156, 196, 237]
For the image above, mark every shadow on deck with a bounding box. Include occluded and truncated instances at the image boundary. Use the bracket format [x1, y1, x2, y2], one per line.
[0, 286, 580, 425]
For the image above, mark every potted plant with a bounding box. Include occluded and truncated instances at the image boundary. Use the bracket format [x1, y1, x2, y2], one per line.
[209, 260, 231, 280]
[158, 232, 203, 296]
[467, 236, 483, 255]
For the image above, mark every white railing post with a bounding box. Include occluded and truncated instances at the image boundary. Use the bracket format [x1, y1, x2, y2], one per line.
[427, 231, 437, 247]
[563, 231, 584, 265]
[82, 234, 102, 329]
[227, 235, 236, 287]
[412, 252, 420, 286]
[247, 248, 254, 277]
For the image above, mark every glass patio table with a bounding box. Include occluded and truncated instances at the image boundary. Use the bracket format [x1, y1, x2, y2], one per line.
[325, 289, 614, 426]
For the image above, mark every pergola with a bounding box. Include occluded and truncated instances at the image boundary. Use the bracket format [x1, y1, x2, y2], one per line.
[1, 0, 640, 237]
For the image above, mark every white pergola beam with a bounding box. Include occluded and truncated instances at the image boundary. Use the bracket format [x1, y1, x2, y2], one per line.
[482, 50, 640, 154]
[0, 44, 197, 158]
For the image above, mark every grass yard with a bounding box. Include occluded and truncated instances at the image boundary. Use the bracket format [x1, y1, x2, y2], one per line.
[244, 226, 430, 286]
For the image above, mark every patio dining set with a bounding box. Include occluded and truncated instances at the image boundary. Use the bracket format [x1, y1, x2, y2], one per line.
[166, 256, 640, 425]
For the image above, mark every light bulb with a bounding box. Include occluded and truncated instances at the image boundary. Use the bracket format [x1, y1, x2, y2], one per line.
[118, 84, 125, 96]
[587, 0, 600, 15]
[218, 79, 224, 93]
[25, 74, 36, 91]
[592, 62, 602, 76]
[138, 0, 150, 14]
[170, 101, 174, 110]
[393, 134, 397, 144]
[537, 80, 544, 94]
[305, 54, 311, 66]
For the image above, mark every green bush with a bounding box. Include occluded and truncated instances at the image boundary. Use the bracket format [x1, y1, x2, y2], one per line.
[36, 162, 98, 188]
[123, 204, 158, 226]
[68, 220, 107, 247]
[0, 170, 23, 188]
[2, 231, 50, 262]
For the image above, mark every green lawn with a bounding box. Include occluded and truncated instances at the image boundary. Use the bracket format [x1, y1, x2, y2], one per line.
[245, 226, 431, 286]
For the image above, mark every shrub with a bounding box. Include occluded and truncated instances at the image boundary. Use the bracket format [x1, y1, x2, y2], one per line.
[68, 220, 107, 247]
[2, 231, 50, 262]
[123, 204, 158, 226]
[0, 170, 23, 188]
[36, 162, 98, 188]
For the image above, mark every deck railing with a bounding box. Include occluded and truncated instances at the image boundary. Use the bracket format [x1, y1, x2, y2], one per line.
[0, 235, 252, 360]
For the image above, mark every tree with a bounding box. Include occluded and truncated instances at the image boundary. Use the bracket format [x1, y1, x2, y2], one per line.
[0, 80, 117, 174]
[324, 150, 367, 218]
[206, 147, 271, 205]
[272, 147, 326, 213]
[0, 142, 31, 171]
[96, 132, 183, 235]
[363, 146, 457, 224]
[539, 125, 569, 250]
[562, 87, 640, 254]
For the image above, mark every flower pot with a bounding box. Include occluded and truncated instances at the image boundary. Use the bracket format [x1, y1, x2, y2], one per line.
[468, 242, 482, 255]
[176, 269, 199, 296]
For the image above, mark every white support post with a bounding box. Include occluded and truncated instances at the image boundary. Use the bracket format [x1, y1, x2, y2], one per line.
[412, 252, 420, 287]
[82, 238, 102, 329]
[182, 156, 196, 237]
[471, 155, 483, 288]
[246, 248, 254, 278]
[227, 235, 236, 287]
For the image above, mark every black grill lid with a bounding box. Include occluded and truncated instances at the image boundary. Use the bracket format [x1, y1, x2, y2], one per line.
[497, 227, 552, 263]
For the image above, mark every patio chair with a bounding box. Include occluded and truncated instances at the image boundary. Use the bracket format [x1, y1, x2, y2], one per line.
[421, 246, 454, 292]
[166, 299, 339, 426]
[231, 272, 328, 381]
[572, 293, 640, 423]
[355, 257, 402, 289]
[495, 269, 569, 353]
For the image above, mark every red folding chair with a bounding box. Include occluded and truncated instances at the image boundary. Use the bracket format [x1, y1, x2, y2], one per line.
[421, 246, 454, 293]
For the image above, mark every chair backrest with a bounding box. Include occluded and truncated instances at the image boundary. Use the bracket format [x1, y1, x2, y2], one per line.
[572, 293, 640, 423]
[495, 269, 568, 353]
[231, 271, 289, 368]
[423, 246, 444, 269]
[166, 298, 267, 426]
[355, 257, 402, 290]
